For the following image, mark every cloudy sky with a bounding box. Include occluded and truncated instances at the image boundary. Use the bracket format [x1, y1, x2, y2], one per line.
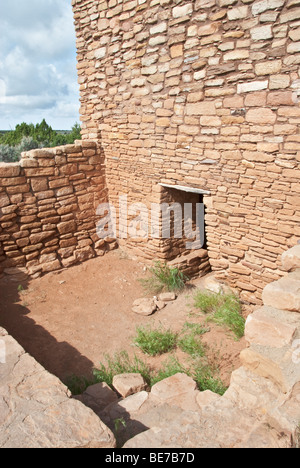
[0, 0, 80, 130]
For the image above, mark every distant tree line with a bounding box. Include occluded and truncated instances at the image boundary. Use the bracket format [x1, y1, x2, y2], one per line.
[0, 119, 82, 163]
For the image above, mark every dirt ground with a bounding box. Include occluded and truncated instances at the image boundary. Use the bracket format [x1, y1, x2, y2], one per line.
[0, 250, 249, 388]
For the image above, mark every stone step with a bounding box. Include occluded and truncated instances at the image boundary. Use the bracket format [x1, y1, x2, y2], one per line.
[99, 373, 202, 447]
[281, 244, 300, 272]
[235, 422, 293, 448]
[223, 366, 282, 414]
[240, 342, 300, 393]
[262, 270, 300, 312]
[244, 306, 300, 348]
[223, 366, 300, 444]
[123, 398, 259, 449]
[122, 367, 295, 449]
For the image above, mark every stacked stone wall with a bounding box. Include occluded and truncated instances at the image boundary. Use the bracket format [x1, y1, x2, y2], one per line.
[72, 0, 300, 304]
[0, 141, 114, 278]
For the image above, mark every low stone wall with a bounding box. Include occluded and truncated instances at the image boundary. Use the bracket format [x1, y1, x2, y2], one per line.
[0, 141, 116, 278]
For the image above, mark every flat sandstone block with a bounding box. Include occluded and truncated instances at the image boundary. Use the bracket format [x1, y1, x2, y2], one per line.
[112, 373, 147, 398]
[281, 245, 300, 272]
[262, 270, 300, 312]
[245, 306, 300, 348]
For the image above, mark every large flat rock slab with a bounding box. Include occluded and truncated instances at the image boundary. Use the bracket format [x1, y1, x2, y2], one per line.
[262, 270, 300, 312]
[0, 327, 116, 448]
[245, 306, 300, 348]
[282, 245, 300, 272]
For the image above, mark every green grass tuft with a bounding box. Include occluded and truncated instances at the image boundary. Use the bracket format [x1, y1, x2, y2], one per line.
[140, 261, 189, 295]
[192, 361, 227, 395]
[150, 356, 188, 386]
[92, 351, 152, 388]
[134, 324, 177, 356]
[194, 290, 245, 340]
[177, 322, 209, 357]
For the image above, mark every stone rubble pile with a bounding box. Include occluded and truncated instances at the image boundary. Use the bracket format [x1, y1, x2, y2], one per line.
[132, 291, 177, 315]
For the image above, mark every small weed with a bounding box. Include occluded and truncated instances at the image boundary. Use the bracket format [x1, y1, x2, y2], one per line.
[194, 290, 245, 340]
[93, 351, 152, 388]
[64, 374, 96, 395]
[294, 424, 300, 448]
[178, 333, 206, 357]
[134, 324, 177, 356]
[140, 261, 189, 295]
[181, 321, 210, 336]
[114, 417, 127, 433]
[17, 284, 24, 293]
[178, 322, 209, 357]
[192, 360, 227, 396]
[194, 290, 222, 314]
[150, 356, 188, 386]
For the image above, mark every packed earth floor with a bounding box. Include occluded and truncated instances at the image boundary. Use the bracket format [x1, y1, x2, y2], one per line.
[0, 250, 250, 390]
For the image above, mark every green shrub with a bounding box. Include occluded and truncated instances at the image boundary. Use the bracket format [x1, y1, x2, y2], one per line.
[194, 290, 245, 340]
[0, 144, 19, 162]
[0, 120, 82, 163]
[134, 324, 177, 356]
[140, 261, 189, 294]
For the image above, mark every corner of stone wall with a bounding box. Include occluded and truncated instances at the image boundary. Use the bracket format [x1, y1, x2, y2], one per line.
[0, 140, 117, 279]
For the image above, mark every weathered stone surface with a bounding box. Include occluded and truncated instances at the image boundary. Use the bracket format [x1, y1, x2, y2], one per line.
[223, 366, 281, 414]
[240, 345, 300, 394]
[172, 3, 193, 18]
[157, 292, 176, 302]
[245, 306, 300, 348]
[132, 298, 157, 316]
[0, 328, 116, 448]
[282, 245, 300, 272]
[123, 396, 259, 448]
[196, 390, 222, 408]
[100, 394, 183, 448]
[150, 373, 200, 411]
[237, 80, 268, 93]
[246, 108, 277, 124]
[112, 373, 147, 398]
[74, 382, 118, 414]
[250, 25, 273, 41]
[252, 0, 285, 16]
[186, 101, 216, 115]
[266, 382, 300, 438]
[262, 270, 300, 312]
[255, 60, 282, 75]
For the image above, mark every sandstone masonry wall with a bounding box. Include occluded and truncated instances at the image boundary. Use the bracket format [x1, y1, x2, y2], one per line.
[0, 141, 114, 278]
[72, 0, 300, 304]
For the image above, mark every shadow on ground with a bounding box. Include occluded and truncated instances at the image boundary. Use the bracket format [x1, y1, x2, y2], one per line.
[0, 272, 95, 384]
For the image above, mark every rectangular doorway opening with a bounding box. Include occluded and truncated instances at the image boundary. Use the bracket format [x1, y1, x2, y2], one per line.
[158, 183, 211, 279]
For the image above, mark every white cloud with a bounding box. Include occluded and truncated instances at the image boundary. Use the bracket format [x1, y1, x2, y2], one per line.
[0, 0, 80, 130]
